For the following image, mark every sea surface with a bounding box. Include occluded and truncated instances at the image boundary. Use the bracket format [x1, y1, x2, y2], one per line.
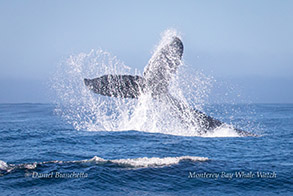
[0, 103, 292, 195]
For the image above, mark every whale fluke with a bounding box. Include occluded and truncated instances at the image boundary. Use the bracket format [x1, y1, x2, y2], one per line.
[84, 36, 183, 99]
[84, 75, 145, 98]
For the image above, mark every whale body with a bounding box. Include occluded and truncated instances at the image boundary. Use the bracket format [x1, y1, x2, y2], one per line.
[84, 37, 254, 136]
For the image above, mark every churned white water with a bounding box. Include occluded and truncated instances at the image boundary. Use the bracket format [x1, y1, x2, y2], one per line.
[51, 29, 241, 137]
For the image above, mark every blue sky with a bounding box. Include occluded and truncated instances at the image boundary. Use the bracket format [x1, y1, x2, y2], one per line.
[0, 0, 292, 103]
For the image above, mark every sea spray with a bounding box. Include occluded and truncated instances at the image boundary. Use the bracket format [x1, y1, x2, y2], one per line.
[51, 29, 242, 137]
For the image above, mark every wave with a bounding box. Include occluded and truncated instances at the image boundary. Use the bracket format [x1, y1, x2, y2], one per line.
[86, 156, 208, 168]
[0, 156, 208, 173]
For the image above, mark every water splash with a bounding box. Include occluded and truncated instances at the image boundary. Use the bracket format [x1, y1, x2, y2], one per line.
[51, 30, 243, 137]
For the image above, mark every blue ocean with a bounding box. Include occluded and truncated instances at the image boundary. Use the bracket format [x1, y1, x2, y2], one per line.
[0, 103, 292, 195]
[1, 31, 292, 195]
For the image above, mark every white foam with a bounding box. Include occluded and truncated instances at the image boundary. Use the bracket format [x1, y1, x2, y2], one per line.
[0, 161, 38, 173]
[23, 163, 37, 170]
[202, 124, 241, 137]
[111, 156, 208, 168]
[86, 156, 208, 168]
[0, 160, 8, 170]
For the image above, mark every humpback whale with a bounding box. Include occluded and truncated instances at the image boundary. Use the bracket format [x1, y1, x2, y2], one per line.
[84, 36, 254, 136]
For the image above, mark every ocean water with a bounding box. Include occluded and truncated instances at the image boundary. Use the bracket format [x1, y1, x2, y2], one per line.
[1, 30, 292, 195]
[0, 103, 292, 195]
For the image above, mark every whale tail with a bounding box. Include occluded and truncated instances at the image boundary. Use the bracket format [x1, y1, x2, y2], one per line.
[84, 36, 183, 99]
[84, 75, 145, 98]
